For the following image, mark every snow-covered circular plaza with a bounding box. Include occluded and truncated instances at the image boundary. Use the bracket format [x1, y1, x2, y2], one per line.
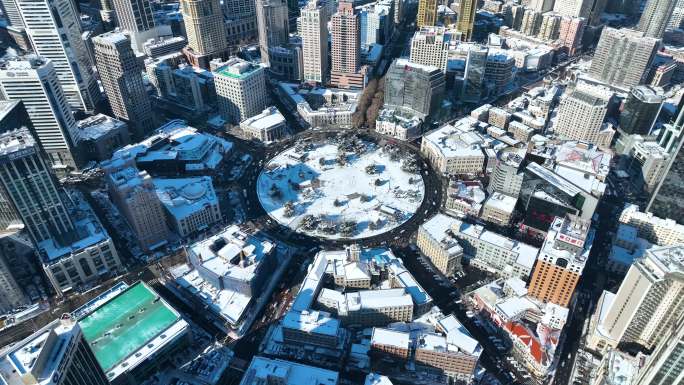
[256, 135, 425, 240]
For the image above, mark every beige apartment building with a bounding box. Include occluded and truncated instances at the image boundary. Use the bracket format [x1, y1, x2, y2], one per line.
[415, 333, 479, 378]
[370, 328, 410, 361]
[619, 204, 684, 245]
[102, 159, 170, 252]
[417, 213, 464, 276]
[591, 245, 684, 352]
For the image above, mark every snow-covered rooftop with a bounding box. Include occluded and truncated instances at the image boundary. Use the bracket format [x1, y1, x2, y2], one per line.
[0, 318, 78, 385]
[153, 177, 218, 220]
[109, 120, 232, 171]
[423, 119, 486, 159]
[483, 192, 517, 213]
[365, 373, 393, 385]
[370, 328, 410, 349]
[77, 114, 127, 141]
[188, 225, 275, 284]
[173, 267, 252, 325]
[241, 356, 339, 385]
[282, 309, 340, 337]
[38, 191, 112, 262]
[240, 107, 286, 131]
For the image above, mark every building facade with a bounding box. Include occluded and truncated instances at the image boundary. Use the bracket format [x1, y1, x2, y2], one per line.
[589, 28, 660, 90]
[553, 85, 613, 147]
[638, 0, 677, 38]
[409, 27, 460, 72]
[417, 214, 464, 276]
[111, 0, 155, 33]
[620, 85, 664, 135]
[456, 0, 476, 40]
[384, 59, 445, 118]
[633, 311, 684, 385]
[0, 58, 82, 170]
[299, 0, 329, 84]
[17, 0, 100, 112]
[597, 245, 684, 351]
[416, 0, 436, 27]
[527, 215, 592, 307]
[181, 0, 228, 66]
[102, 162, 170, 252]
[0, 317, 110, 385]
[330, 1, 363, 89]
[255, 0, 289, 66]
[93, 32, 154, 140]
[215, 58, 269, 123]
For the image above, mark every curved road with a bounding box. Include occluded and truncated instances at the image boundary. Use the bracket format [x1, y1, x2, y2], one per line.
[236, 129, 443, 250]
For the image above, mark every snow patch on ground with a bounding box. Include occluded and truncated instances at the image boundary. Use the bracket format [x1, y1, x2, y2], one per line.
[257, 140, 425, 239]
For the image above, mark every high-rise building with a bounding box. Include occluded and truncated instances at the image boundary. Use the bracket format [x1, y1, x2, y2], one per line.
[668, 0, 684, 31]
[620, 85, 664, 135]
[416, 0, 436, 28]
[0, 0, 24, 28]
[526, 0, 554, 12]
[558, 16, 585, 56]
[0, 0, 29, 49]
[93, 32, 154, 140]
[589, 28, 660, 90]
[520, 9, 543, 36]
[224, 0, 257, 42]
[102, 161, 170, 252]
[0, 129, 122, 293]
[111, 0, 155, 33]
[646, 104, 684, 222]
[553, 0, 594, 17]
[485, 51, 515, 94]
[17, 0, 100, 112]
[99, 0, 116, 29]
[299, 0, 328, 84]
[0, 100, 33, 135]
[181, 0, 228, 67]
[554, 84, 614, 148]
[537, 12, 561, 40]
[599, 245, 684, 351]
[358, 0, 393, 49]
[409, 26, 460, 72]
[630, 141, 670, 192]
[330, 1, 363, 89]
[487, 149, 524, 198]
[638, 0, 677, 38]
[384, 58, 445, 118]
[0, 238, 28, 312]
[0, 58, 82, 170]
[527, 215, 592, 307]
[634, 312, 684, 385]
[456, 0, 476, 41]
[0, 317, 110, 385]
[256, 0, 289, 66]
[0, 129, 74, 246]
[461, 44, 488, 103]
[215, 58, 269, 123]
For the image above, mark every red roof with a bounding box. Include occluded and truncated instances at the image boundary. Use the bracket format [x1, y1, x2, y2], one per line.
[508, 322, 546, 366]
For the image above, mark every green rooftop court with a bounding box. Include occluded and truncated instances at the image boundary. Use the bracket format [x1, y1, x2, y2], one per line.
[79, 282, 181, 372]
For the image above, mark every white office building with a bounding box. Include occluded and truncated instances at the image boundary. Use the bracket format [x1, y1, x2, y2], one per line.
[0, 58, 82, 170]
[16, 0, 100, 112]
[214, 58, 269, 124]
[299, 0, 329, 83]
